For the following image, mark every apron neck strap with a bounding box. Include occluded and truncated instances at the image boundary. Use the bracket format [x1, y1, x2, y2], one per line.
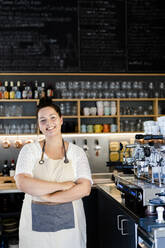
[62, 139, 69, 164]
[40, 139, 69, 164]
[39, 140, 46, 164]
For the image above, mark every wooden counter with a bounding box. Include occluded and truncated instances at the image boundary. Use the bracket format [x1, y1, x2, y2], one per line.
[0, 176, 20, 193]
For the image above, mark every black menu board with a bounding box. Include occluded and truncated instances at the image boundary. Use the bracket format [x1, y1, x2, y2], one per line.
[0, 0, 78, 72]
[127, 0, 165, 72]
[0, 0, 165, 72]
[79, 0, 126, 72]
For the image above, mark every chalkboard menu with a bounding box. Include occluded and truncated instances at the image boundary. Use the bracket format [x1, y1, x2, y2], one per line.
[0, 0, 165, 72]
[79, 0, 126, 72]
[0, 0, 78, 72]
[127, 0, 165, 72]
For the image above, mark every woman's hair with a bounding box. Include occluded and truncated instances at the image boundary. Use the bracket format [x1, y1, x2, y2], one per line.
[36, 97, 61, 117]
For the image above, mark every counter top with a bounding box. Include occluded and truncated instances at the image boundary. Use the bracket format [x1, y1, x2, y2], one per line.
[0, 176, 20, 193]
[97, 182, 140, 223]
[92, 172, 114, 184]
[98, 183, 122, 204]
[0, 173, 114, 193]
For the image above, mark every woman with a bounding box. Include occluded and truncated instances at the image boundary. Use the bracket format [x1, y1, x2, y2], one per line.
[15, 97, 92, 248]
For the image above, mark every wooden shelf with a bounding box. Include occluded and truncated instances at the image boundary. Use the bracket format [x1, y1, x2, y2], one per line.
[0, 97, 164, 133]
[80, 115, 117, 118]
[120, 115, 156, 118]
[0, 99, 38, 102]
[0, 116, 36, 119]
[63, 116, 78, 118]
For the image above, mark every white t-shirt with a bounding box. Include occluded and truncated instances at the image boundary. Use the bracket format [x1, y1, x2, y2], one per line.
[15, 141, 92, 183]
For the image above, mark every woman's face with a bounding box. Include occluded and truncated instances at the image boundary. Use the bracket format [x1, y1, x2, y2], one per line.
[38, 107, 63, 137]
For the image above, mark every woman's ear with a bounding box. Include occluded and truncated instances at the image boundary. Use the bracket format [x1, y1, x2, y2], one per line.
[61, 117, 63, 126]
[37, 122, 42, 133]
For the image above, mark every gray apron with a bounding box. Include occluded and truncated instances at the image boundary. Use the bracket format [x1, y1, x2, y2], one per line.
[31, 140, 75, 232]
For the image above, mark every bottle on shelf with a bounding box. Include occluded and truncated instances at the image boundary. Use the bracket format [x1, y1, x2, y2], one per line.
[1, 84, 5, 99]
[46, 84, 54, 98]
[37, 84, 42, 99]
[159, 82, 165, 98]
[148, 82, 154, 98]
[9, 159, 15, 177]
[2, 160, 9, 176]
[32, 80, 39, 99]
[0, 82, 3, 99]
[9, 81, 15, 99]
[27, 86, 33, 99]
[3, 81, 9, 99]
[40, 82, 46, 98]
[22, 81, 28, 99]
[15, 81, 22, 99]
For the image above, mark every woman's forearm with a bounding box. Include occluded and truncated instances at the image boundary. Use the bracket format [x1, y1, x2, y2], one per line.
[45, 179, 91, 203]
[15, 174, 75, 196]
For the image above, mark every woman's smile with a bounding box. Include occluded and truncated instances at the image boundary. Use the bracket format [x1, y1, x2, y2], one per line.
[46, 125, 56, 132]
[38, 106, 63, 136]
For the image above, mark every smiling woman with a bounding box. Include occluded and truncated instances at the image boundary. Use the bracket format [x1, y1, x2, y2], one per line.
[38, 107, 63, 137]
[15, 97, 92, 248]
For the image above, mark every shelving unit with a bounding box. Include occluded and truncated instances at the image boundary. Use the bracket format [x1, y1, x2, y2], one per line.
[0, 98, 164, 134]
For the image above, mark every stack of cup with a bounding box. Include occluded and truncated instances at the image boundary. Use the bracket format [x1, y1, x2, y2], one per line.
[81, 124, 87, 133]
[111, 124, 117, 132]
[143, 121, 159, 134]
[157, 117, 165, 135]
[103, 124, 110, 133]
[110, 101, 116, 115]
[90, 107, 97, 116]
[96, 101, 104, 116]
[103, 101, 110, 115]
[83, 107, 90, 116]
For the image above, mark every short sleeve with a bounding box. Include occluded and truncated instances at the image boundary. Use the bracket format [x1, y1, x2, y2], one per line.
[69, 144, 93, 184]
[15, 143, 37, 177]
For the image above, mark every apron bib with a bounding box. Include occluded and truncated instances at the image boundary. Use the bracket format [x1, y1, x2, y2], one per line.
[31, 151, 75, 233]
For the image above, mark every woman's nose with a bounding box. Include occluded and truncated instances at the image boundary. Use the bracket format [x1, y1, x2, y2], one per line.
[46, 119, 53, 127]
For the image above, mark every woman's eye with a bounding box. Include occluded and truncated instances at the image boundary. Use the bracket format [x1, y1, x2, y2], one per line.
[40, 119, 46, 123]
[51, 116, 56, 120]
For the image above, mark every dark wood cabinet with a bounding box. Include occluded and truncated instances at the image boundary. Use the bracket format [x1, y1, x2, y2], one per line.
[83, 187, 99, 248]
[0, 192, 24, 247]
[98, 188, 137, 248]
[83, 187, 137, 248]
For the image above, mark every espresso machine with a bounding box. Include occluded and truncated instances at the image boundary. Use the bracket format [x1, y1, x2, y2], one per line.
[114, 134, 165, 248]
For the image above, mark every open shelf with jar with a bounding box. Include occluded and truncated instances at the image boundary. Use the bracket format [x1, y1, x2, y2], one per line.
[118, 98, 158, 133]
[0, 97, 164, 134]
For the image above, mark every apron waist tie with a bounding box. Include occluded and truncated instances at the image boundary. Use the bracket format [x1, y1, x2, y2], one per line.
[32, 200, 61, 206]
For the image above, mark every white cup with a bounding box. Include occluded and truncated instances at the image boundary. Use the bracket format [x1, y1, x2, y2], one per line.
[111, 107, 116, 115]
[160, 125, 165, 135]
[103, 101, 110, 107]
[144, 126, 152, 134]
[81, 124, 87, 133]
[90, 107, 97, 116]
[151, 125, 159, 135]
[83, 107, 90, 116]
[110, 101, 116, 107]
[10, 170, 15, 177]
[97, 107, 104, 116]
[96, 101, 103, 108]
[111, 124, 117, 132]
[104, 107, 110, 115]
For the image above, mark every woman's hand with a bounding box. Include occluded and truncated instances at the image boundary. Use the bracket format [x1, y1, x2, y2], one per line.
[61, 181, 76, 191]
[40, 181, 76, 202]
[40, 194, 51, 202]
[40, 178, 91, 203]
